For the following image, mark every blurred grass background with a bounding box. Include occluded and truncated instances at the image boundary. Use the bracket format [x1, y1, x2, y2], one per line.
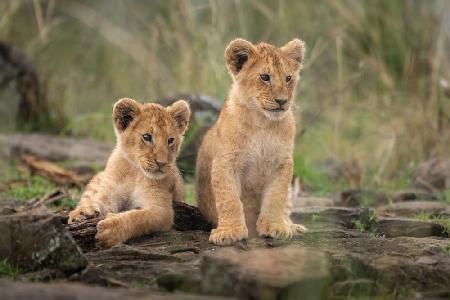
[1, 0, 450, 194]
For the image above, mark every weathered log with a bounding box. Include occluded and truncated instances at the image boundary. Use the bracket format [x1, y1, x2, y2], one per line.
[63, 202, 211, 252]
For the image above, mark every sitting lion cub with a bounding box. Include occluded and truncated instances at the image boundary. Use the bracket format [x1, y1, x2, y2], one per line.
[196, 38, 307, 245]
[68, 98, 190, 247]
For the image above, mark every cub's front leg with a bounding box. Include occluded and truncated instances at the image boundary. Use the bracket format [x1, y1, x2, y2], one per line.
[95, 193, 173, 248]
[209, 157, 248, 245]
[68, 173, 114, 223]
[257, 158, 307, 239]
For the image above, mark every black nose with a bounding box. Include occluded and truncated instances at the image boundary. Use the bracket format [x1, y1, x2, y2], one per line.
[156, 160, 167, 168]
[275, 99, 287, 107]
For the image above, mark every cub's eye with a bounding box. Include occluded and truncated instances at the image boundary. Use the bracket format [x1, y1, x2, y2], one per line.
[260, 74, 270, 82]
[142, 133, 152, 143]
[286, 75, 292, 82]
[168, 137, 174, 145]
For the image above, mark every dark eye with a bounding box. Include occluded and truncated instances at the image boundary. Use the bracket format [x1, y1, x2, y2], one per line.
[142, 133, 152, 143]
[286, 75, 292, 82]
[168, 137, 174, 145]
[260, 74, 270, 82]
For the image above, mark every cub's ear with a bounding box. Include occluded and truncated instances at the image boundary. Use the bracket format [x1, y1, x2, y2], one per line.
[281, 39, 306, 65]
[113, 98, 141, 132]
[167, 100, 191, 134]
[225, 38, 256, 76]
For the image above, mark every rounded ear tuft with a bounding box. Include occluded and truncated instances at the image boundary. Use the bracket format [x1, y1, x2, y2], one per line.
[225, 38, 255, 76]
[113, 98, 140, 132]
[167, 100, 191, 134]
[281, 39, 306, 65]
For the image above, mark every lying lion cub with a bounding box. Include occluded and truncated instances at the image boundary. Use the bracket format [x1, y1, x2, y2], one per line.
[68, 98, 190, 247]
[196, 38, 307, 245]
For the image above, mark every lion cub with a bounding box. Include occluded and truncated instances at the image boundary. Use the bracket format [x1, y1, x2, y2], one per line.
[196, 38, 307, 245]
[68, 98, 190, 248]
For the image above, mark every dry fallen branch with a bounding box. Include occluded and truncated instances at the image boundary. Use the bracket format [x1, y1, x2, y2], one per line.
[20, 154, 91, 186]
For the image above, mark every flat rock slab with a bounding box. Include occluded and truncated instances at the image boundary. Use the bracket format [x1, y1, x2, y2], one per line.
[338, 236, 450, 291]
[0, 279, 227, 300]
[376, 201, 450, 217]
[0, 207, 87, 274]
[202, 247, 329, 300]
[375, 217, 448, 238]
[2, 205, 449, 299]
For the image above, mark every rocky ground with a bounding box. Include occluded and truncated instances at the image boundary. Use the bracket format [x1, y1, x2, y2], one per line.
[1, 133, 450, 299]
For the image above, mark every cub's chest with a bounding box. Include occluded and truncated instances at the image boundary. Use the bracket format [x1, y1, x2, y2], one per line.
[240, 131, 293, 182]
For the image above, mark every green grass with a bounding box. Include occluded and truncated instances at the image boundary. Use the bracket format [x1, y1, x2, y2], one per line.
[293, 153, 348, 196]
[0, 1, 449, 196]
[184, 182, 196, 206]
[2, 176, 55, 201]
[414, 213, 450, 236]
[0, 259, 21, 278]
[441, 243, 450, 255]
[53, 197, 78, 210]
[440, 190, 450, 203]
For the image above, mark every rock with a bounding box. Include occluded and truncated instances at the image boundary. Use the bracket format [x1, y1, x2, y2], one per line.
[62, 202, 212, 252]
[0, 278, 223, 300]
[201, 247, 329, 299]
[330, 279, 387, 298]
[375, 217, 447, 238]
[333, 189, 389, 207]
[390, 190, 438, 202]
[0, 207, 87, 274]
[291, 196, 334, 208]
[291, 206, 375, 230]
[376, 201, 450, 217]
[60, 210, 450, 298]
[336, 237, 450, 290]
[414, 158, 450, 191]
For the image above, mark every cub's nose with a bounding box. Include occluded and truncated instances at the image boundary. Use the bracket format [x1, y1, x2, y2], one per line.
[156, 160, 168, 168]
[275, 99, 287, 107]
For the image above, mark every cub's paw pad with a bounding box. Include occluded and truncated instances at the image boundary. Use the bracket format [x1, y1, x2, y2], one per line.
[209, 225, 248, 246]
[95, 216, 126, 248]
[291, 223, 308, 235]
[257, 218, 292, 239]
[68, 206, 99, 224]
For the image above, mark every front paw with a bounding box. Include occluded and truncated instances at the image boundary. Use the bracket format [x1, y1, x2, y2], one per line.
[257, 217, 306, 239]
[68, 205, 99, 224]
[96, 214, 127, 248]
[209, 225, 248, 246]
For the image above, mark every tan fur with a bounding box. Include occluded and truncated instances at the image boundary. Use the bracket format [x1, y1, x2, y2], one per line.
[196, 38, 307, 245]
[68, 98, 190, 248]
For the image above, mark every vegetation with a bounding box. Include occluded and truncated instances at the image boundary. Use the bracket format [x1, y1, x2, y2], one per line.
[414, 213, 450, 236]
[0, 259, 21, 279]
[2, 176, 55, 201]
[0, 1, 449, 195]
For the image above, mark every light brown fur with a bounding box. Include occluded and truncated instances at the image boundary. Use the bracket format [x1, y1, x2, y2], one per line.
[196, 38, 307, 245]
[68, 98, 190, 248]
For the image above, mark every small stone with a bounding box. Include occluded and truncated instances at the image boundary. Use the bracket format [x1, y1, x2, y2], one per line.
[202, 246, 329, 299]
[375, 217, 447, 238]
